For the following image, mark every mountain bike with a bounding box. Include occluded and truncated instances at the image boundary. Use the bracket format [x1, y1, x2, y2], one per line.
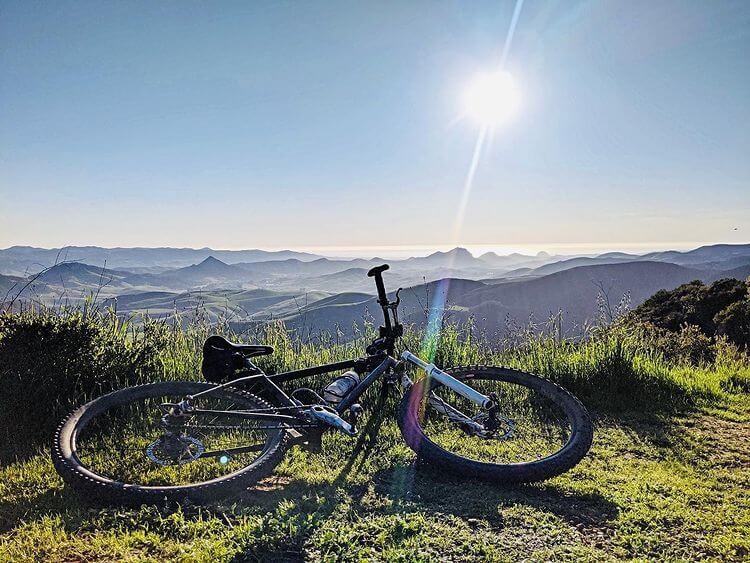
[52, 265, 593, 504]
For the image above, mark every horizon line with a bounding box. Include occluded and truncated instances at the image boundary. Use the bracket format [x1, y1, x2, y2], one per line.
[2, 240, 748, 259]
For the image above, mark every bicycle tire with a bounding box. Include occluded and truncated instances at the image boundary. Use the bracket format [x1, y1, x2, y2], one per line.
[52, 381, 289, 505]
[397, 365, 593, 483]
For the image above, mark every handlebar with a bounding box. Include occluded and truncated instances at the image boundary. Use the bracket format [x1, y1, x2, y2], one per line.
[367, 264, 404, 338]
[367, 264, 389, 277]
[366, 265, 404, 352]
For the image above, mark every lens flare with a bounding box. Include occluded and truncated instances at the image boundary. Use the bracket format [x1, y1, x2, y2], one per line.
[413, 278, 454, 427]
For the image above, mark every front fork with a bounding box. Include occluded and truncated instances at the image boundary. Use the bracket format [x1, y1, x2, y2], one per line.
[400, 351, 502, 436]
[401, 351, 494, 408]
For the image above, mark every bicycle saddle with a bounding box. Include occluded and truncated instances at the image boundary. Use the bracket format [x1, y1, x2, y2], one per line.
[202, 335, 273, 358]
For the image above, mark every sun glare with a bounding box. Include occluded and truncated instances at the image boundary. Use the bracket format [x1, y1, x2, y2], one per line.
[463, 70, 521, 127]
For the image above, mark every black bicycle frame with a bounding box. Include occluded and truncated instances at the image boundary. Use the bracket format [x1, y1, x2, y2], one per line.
[186, 354, 398, 429]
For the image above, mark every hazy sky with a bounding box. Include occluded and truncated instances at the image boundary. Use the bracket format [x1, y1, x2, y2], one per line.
[1, 1, 748, 253]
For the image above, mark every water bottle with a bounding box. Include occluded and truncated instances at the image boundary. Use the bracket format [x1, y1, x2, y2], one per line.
[323, 370, 360, 404]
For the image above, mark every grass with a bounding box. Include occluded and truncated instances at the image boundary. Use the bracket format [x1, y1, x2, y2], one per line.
[0, 308, 749, 561]
[1, 403, 748, 561]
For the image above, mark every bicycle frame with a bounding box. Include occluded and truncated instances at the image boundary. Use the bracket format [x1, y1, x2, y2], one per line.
[181, 350, 492, 434]
[177, 264, 493, 438]
[183, 354, 395, 428]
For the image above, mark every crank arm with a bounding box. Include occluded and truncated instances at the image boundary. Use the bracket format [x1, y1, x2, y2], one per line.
[306, 405, 357, 436]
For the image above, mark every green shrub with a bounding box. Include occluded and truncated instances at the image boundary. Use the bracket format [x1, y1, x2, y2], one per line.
[0, 308, 170, 459]
[714, 299, 750, 348]
[629, 278, 749, 348]
[494, 326, 688, 410]
[401, 318, 729, 411]
[713, 337, 750, 393]
[625, 321, 716, 365]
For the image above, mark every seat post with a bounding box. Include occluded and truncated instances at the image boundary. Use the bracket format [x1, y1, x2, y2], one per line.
[367, 264, 392, 330]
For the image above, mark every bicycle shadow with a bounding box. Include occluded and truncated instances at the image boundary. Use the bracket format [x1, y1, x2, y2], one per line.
[225, 463, 618, 561]
[225, 396, 619, 561]
[336, 391, 618, 531]
[371, 463, 617, 529]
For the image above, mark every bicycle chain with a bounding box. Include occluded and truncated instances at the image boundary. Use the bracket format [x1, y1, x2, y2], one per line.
[180, 423, 319, 431]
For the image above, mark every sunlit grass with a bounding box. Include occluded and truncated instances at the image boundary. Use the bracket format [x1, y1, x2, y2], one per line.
[1, 308, 749, 560]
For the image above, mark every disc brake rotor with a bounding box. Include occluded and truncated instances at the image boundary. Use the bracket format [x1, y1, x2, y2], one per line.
[146, 435, 205, 466]
[472, 413, 516, 440]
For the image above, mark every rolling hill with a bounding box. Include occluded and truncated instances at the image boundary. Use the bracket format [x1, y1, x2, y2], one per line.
[235, 257, 377, 277]
[641, 243, 750, 267]
[478, 250, 560, 269]
[125, 257, 252, 290]
[34, 262, 133, 288]
[0, 273, 23, 298]
[99, 287, 331, 324]
[279, 261, 732, 336]
[493, 244, 750, 281]
[501, 255, 641, 278]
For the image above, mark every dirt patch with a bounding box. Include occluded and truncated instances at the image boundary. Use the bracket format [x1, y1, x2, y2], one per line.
[693, 416, 750, 469]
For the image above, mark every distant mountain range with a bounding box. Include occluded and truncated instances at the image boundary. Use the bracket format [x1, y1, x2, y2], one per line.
[275, 260, 739, 337]
[0, 246, 321, 275]
[0, 244, 566, 277]
[2, 243, 748, 337]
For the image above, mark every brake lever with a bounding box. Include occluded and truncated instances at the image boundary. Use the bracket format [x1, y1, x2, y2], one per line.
[388, 288, 403, 327]
[392, 288, 402, 308]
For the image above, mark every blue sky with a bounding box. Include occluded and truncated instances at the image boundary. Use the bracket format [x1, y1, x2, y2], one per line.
[1, 1, 748, 254]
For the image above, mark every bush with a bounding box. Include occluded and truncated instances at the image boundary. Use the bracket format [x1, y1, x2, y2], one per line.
[497, 325, 691, 411]
[0, 308, 170, 459]
[628, 322, 716, 365]
[714, 299, 750, 348]
[714, 337, 750, 393]
[402, 318, 725, 412]
[630, 278, 749, 348]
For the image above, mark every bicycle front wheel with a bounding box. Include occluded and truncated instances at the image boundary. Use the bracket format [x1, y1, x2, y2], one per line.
[397, 365, 593, 483]
[52, 381, 289, 505]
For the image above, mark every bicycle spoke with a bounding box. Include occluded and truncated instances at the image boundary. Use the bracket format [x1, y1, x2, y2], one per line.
[75, 392, 278, 487]
[418, 375, 572, 465]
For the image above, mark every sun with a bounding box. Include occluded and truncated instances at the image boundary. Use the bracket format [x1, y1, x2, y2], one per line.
[463, 70, 521, 127]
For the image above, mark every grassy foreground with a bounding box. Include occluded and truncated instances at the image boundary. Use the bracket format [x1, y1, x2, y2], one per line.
[0, 309, 749, 561]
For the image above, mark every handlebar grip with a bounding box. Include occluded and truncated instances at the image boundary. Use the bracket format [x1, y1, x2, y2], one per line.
[367, 264, 389, 277]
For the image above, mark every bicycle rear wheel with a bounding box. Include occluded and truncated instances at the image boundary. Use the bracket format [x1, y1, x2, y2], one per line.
[397, 365, 593, 483]
[52, 381, 289, 505]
